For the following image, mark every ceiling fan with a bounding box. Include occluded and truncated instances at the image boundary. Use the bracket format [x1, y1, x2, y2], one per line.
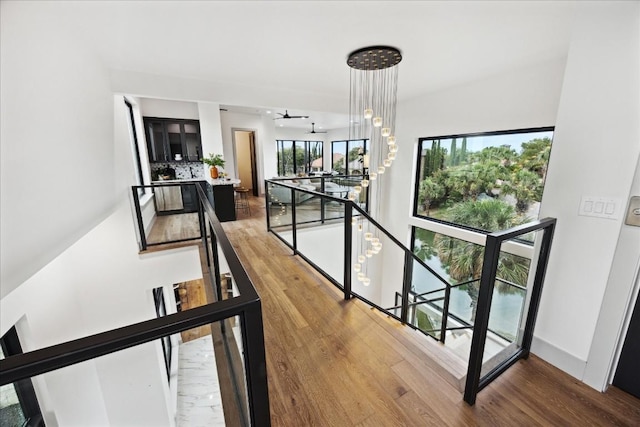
[306, 123, 327, 134]
[274, 110, 309, 120]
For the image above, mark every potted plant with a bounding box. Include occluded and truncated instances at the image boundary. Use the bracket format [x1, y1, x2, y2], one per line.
[202, 153, 226, 179]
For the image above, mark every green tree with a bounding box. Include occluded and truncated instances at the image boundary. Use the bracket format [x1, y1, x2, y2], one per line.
[519, 137, 552, 180]
[501, 169, 543, 213]
[418, 177, 445, 215]
[434, 199, 530, 320]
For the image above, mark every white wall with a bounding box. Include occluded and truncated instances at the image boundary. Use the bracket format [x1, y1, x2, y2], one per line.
[0, 200, 202, 425]
[0, 1, 117, 298]
[140, 98, 199, 120]
[198, 102, 225, 180]
[536, 2, 640, 385]
[378, 1, 640, 389]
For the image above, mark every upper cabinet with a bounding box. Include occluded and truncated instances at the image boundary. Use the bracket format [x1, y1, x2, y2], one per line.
[144, 117, 203, 163]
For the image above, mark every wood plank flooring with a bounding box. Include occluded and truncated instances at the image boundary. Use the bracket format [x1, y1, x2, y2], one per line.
[155, 194, 640, 426]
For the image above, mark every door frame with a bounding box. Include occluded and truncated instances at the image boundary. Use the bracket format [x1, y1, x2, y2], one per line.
[231, 128, 259, 197]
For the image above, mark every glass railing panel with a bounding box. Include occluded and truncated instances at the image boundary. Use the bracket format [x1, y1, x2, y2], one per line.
[292, 186, 323, 226]
[350, 216, 403, 313]
[131, 183, 202, 247]
[479, 232, 538, 378]
[296, 197, 345, 287]
[406, 287, 446, 340]
[266, 182, 294, 246]
[7, 317, 256, 427]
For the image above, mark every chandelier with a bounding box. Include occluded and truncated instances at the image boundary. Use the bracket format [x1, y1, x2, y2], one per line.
[347, 46, 401, 204]
[347, 46, 402, 287]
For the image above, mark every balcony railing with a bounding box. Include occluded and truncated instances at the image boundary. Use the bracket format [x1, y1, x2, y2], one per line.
[1, 184, 271, 426]
[265, 177, 555, 405]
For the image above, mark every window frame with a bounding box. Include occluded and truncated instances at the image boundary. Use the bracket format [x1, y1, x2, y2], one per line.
[275, 139, 324, 176]
[331, 139, 368, 175]
[412, 126, 554, 233]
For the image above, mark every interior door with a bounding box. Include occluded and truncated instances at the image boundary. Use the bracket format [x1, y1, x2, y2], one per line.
[613, 291, 640, 398]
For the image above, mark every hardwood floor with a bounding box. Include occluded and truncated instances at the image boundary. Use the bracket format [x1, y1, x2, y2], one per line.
[156, 194, 640, 426]
[147, 212, 200, 245]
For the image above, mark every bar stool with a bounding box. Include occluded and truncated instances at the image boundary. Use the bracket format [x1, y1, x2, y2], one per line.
[234, 187, 251, 215]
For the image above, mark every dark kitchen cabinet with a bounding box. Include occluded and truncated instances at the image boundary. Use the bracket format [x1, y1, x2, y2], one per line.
[180, 182, 200, 213]
[144, 117, 203, 163]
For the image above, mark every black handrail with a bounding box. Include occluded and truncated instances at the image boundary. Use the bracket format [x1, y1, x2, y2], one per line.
[1, 184, 271, 426]
[266, 178, 556, 407]
[463, 217, 556, 405]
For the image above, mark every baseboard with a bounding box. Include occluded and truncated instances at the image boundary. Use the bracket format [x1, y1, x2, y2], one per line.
[531, 335, 587, 380]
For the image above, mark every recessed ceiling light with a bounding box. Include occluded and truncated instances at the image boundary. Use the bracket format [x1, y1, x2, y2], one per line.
[279, 124, 283, 127]
[266, 110, 271, 114]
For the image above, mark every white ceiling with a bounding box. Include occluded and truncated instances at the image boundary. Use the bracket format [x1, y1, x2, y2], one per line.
[42, 0, 577, 129]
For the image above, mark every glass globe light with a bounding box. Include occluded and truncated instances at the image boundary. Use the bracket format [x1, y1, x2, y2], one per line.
[361, 179, 369, 188]
[372, 117, 383, 127]
[383, 159, 392, 167]
[389, 143, 398, 153]
[352, 217, 358, 225]
[364, 108, 373, 119]
[364, 232, 373, 241]
[369, 172, 377, 180]
[347, 192, 356, 201]
[357, 224, 363, 232]
[358, 255, 366, 263]
[354, 263, 361, 272]
[378, 166, 386, 174]
[387, 136, 396, 145]
[366, 249, 373, 258]
[357, 272, 365, 281]
[381, 127, 391, 137]
[362, 277, 371, 286]
[388, 152, 397, 160]
[353, 185, 362, 194]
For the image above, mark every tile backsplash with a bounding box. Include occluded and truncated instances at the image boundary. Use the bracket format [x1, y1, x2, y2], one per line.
[151, 162, 205, 180]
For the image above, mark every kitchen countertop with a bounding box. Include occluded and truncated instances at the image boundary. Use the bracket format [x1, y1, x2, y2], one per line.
[152, 178, 241, 186]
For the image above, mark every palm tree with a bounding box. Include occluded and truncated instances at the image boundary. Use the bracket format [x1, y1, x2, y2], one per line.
[501, 169, 543, 213]
[418, 177, 445, 215]
[434, 199, 530, 320]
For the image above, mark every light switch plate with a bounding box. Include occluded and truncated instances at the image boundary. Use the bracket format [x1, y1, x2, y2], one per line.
[578, 196, 622, 220]
[624, 196, 640, 227]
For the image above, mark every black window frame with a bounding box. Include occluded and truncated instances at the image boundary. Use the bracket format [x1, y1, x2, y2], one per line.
[331, 139, 369, 175]
[412, 126, 554, 233]
[275, 139, 324, 176]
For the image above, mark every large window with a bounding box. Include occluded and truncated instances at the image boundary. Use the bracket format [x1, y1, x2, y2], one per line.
[331, 139, 368, 175]
[414, 127, 553, 232]
[276, 140, 323, 176]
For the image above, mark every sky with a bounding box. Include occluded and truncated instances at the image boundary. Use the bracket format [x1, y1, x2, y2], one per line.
[427, 130, 554, 153]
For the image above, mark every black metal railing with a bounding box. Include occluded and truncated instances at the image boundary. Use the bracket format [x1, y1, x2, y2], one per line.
[1, 184, 271, 426]
[131, 181, 209, 251]
[265, 178, 555, 406]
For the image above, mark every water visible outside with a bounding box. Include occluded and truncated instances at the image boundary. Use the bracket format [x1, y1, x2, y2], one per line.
[412, 246, 525, 341]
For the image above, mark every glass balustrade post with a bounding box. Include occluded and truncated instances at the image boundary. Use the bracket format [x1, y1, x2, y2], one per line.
[521, 222, 556, 356]
[209, 224, 223, 304]
[344, 203, 352, 300]
[464, 234, 501, 405]
[131, 186, 147, 250]
[264, 181, 271, 231]
[440, 285, 451, 343]
[241, 302, 272, 427]
[320, 178, 326, 224]
[291, 187, 297, 254]
[401, 252, 413, 323]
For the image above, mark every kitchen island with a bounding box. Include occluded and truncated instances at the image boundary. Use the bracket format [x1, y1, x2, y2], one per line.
[151, 178, 240, 222]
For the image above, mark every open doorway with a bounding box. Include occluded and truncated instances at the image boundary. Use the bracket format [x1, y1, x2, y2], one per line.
[233, 130, 258, 196]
